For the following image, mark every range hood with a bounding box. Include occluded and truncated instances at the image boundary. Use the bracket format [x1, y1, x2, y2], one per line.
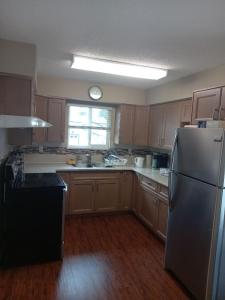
[0, 115, 52, 128]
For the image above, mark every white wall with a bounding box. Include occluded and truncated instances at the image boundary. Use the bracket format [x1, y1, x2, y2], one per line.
[146, 64, 225, 104]
[0, 38, 36, 78]
[37, 75, 146, 105]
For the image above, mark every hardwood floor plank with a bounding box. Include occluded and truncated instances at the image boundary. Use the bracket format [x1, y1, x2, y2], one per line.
[0, 214, 190, 300]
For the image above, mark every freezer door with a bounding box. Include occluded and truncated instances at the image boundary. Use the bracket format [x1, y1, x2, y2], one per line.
[172, 128, 225, 187]
[165, 173, 219, 300]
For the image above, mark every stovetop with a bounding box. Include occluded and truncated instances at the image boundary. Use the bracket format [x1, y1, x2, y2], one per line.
[15, 173, 66, 189]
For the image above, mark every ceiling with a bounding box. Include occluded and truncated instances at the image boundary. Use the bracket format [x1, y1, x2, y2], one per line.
[1, 0, 225, 89]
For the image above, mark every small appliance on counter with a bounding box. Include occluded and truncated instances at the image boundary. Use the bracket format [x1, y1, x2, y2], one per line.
[151, 153, 168, 169]
[145, 155, 152, 168]
[134, 157, 145, 168]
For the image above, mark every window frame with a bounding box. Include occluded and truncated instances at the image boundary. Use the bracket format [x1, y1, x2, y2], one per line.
[66, 103, 114, 150]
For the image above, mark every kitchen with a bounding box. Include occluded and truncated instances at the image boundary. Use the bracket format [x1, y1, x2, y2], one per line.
[1, 1, 225, 299]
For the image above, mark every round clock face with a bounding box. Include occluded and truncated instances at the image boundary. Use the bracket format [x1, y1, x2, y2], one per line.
[88, 86, 103, 100]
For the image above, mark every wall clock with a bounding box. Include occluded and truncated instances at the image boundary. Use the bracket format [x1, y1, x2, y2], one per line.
[88, 86, 103, 100]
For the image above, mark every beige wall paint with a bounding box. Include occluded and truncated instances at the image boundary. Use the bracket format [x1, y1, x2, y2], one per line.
[37, 75, 146, 105]
[147, 64, 225, 104]
[0, 38, 36, 78]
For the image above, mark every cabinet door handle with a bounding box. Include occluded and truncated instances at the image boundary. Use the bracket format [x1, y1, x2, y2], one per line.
[96, 184, 98, 192]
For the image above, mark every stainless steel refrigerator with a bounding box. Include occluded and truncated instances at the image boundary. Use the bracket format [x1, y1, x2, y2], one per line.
[165, 128, 225, 300]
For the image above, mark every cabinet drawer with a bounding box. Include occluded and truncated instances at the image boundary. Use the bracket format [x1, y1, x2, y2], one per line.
[158, 184, 168, 199]
[140, 176, 157, 192]
[70, 171, 120, 181]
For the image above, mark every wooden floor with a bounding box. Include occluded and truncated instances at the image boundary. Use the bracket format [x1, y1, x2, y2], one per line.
[0, 214, 190, 300]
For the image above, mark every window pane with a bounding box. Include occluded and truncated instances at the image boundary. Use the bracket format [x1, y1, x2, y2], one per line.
[69, 106, 89, 126]
[91, 129, 107, 145]
[68, 128, 89, 147]
[91, 108, 110, 128]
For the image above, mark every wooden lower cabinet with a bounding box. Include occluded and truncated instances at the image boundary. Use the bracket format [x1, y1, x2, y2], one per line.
[136, 175, 169, 241]
[156, 197, 168, 240]
[69, 180, 95, 214]
[95, 179, 120, 212]
[59, 171, 168, 241]
[119, 171, 133, 210]
[68, 172, 121, 214]
[139, 185, 157, 230]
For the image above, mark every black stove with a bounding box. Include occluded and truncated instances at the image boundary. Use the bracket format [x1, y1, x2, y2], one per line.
[16, 173, 66, 189]
[0, 152, 66, 267]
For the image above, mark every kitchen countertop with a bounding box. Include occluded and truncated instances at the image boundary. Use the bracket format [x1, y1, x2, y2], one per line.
[24, 163, 168, 187]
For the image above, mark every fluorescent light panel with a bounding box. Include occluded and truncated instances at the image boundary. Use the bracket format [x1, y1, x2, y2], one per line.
[71, 56, 167, 80]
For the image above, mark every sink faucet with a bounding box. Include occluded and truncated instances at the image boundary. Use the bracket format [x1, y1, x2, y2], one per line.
[86, 154, 92, 167]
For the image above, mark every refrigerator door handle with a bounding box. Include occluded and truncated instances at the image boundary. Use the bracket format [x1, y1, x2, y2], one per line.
[168, 132, 178, 209]
[168, 171, 172, 208]
[170, 132, 178, 171]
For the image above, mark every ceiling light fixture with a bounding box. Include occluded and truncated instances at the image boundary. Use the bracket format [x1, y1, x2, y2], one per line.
[71, 56, 167, 80]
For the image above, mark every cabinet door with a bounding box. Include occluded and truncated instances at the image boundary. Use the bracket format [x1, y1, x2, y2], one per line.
[0, 73, 32, 116]
[114, 105, 135, 145]
[119, 172, 133, 210]
[132, 174, 140, 214]
[33, 95, 48, 144]
[192, 88, 221, 123]
[148, 104, 164, 148]
[219, 87, 225, 120]
[139, 185, 157, 230]
[156, 198, 168, 241]
[162, 101, 181, 149]
[58, 172, 70, 216]
[69, 180, 95, 214]
[180, 98, 192, 123]
[47, 98, 65, 143]
[133, 105, 150, 145]
[95, 179, 120, 212]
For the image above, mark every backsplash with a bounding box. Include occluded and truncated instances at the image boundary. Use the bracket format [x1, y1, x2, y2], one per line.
[15, 145, 159, 156]
[15, 145, 170, 167]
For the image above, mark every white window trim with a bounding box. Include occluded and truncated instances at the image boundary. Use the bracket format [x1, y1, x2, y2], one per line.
[66, 103, 114, 150]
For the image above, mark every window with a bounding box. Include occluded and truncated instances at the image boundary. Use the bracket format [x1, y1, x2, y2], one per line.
[67, 104, 113, 149]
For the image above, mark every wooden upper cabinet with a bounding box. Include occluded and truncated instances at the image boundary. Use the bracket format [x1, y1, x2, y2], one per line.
[0, 73, 33, 116]
[114, 104, 135, 145]
[33, 95, 48, 144]
[180, 98, 192, 123]
[47, 98, 65, 143]
[133, 105, 150, 145]
[192, 88, 221, 123]
[162, 101, 181, 149]
[148, 104, 164, 148]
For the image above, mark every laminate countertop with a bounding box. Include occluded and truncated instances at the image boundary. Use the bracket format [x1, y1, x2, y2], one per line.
[24, 164, 168, 187]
